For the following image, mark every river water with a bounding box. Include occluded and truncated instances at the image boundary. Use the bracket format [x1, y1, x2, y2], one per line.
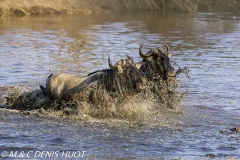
[0, 12, 240, 159]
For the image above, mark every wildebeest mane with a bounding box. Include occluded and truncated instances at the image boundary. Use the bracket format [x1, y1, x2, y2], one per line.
[87, 69, 113, 76]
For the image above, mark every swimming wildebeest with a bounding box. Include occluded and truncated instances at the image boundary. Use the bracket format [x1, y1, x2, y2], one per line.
[40, 56, 145, 102]
[136, 43, 176, 103]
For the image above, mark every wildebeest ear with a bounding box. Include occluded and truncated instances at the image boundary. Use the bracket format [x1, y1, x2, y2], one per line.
[117, 65, 123, 73]
[135, 62, 142, 69]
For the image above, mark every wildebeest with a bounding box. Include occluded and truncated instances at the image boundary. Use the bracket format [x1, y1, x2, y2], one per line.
[40, 56, 145, 102]
[137, 43, 175, 81]
[136, 43, 176, 104]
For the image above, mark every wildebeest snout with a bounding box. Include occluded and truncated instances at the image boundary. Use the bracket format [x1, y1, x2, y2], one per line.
[167, 70, 176, 77]
[167, 69, 176, 78]
[136, 82, 146, 91]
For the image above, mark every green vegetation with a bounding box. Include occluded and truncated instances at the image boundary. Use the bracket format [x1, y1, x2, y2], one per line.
[0, 0, 240, 17]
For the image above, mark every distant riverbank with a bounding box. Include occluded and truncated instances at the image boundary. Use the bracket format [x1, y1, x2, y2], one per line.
[1, 0, 240, 17]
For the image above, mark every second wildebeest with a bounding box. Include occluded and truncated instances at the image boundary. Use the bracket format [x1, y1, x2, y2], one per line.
[40, 55, 145, 103]
[136, 43, 176, 104]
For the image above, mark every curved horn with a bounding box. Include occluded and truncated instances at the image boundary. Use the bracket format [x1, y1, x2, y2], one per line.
[139, 44, 148, 58]
[139, 44, 151, 59]
[108, 56, 117, 69]
[161, 43, 170, 55]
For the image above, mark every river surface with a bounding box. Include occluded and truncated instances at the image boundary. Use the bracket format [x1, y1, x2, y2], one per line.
[0, 12, 240, 159]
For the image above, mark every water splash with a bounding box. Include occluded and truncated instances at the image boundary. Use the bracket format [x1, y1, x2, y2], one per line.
[4, 68, 188, 122]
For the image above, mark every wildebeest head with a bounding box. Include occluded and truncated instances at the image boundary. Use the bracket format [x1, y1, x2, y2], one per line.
[108, 56, 145, 91]
[138, 43, 175, 80]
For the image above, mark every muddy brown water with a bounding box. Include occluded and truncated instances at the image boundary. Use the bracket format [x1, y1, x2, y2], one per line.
[0, 12, 240, 159]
